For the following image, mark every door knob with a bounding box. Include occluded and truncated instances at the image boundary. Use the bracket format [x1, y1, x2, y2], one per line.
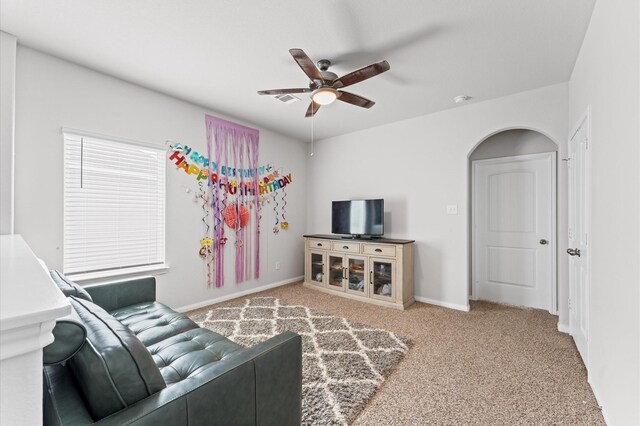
[567, 248, 581, 257]
[539, 239, 548, 245]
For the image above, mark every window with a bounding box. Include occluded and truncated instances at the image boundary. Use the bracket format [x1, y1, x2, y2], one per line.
[63, 131, 166, 277]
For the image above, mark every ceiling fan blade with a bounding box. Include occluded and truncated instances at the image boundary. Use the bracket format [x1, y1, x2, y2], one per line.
[257, 88, 312, 95]
[305, 101, 321, 118]
[337, 91, 375, 108]
[333, 60, 390, 88]
[290, 49, 324, 82]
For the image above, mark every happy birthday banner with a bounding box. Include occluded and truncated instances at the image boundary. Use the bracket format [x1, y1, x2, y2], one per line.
[168, 143, 293, 195]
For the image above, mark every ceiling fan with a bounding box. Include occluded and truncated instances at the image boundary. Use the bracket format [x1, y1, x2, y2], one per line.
[257, 49, 390, 117]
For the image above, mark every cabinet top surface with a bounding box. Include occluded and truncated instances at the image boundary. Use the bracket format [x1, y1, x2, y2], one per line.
[0, 235, 71, 331]
[304, 234, 415, 244]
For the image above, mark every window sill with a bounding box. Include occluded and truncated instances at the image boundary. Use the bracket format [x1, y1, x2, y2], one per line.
[66, 264, 170, 283]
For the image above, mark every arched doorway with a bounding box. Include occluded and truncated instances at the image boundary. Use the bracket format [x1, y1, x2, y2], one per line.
[469, 129, 558, 312]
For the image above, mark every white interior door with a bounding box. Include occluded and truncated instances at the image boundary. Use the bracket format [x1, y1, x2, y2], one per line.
[568, 117, 589, 365]
[473, 153, 556, 311]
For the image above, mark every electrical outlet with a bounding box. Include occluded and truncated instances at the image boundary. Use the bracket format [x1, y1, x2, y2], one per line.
[275, 261, 281, 270]
[446, 204, 458, 215]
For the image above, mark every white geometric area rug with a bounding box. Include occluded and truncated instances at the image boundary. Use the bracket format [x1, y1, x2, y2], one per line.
[189, 297, 411, 425]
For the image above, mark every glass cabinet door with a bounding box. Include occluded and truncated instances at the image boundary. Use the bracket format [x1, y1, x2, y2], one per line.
[346, 256, 367, 295]
[328, 255, 346, 290]
[370, 258, 395, 300]
[309, 251, 326, 286]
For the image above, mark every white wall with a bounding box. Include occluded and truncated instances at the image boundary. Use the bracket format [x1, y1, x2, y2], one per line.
[0, 31, 16, 234]
[307, 83, 569, 313]
[568, 0, 640, 424]
[469, 129, 557, 160]
[13, 47, 307, 310]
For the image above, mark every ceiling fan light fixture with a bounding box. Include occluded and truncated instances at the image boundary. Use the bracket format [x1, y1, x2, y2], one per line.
[312, 87, 338, 105]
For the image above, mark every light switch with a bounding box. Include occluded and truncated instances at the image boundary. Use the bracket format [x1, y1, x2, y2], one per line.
[447, 204, 458, 215]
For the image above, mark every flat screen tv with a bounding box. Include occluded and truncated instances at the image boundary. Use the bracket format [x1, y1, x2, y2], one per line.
[331, 199, 384, 237]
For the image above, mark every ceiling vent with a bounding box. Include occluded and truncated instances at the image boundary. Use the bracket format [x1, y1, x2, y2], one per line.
[275, 94, 300, 104]
[453, 95, 472, 104]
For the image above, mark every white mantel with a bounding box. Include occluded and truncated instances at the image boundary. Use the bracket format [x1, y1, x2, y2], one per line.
[1, 235, 70, 426]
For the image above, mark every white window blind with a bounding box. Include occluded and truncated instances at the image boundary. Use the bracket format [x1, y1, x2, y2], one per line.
[63, 132, 166, 275]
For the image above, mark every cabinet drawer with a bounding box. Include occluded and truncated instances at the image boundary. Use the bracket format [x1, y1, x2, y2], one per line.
[331, 241, 361, 253]
[308, 239, 330, 250]
[362, 244, 396, 257]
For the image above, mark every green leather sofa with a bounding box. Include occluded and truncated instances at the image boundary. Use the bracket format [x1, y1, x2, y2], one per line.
[43, 271, 303, 425]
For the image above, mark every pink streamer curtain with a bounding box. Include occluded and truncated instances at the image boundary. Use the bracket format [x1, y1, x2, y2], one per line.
[205, 114, 260, 287]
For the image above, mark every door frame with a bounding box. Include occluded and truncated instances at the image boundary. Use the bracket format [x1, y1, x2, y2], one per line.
[568, 108, 591, 365]
[471, 152, 557, 314]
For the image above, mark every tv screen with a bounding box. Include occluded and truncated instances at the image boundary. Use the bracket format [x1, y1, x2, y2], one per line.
[331, 199, 384, 236]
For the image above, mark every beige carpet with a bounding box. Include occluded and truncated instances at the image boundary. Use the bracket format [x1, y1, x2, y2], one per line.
[188, 297, 410, 425]
[189, 283, 605, 425]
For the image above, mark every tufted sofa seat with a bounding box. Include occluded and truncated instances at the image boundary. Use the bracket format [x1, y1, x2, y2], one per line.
[110, 301, 244, 386]
[43, 274, 302, 426]
[111, 302, 200, 346]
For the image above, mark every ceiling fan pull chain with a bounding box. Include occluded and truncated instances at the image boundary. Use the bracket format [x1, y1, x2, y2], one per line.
[310, 103, 315, 157]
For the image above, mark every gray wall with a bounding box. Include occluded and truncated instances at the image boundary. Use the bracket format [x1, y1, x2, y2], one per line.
[470, 129, 557, 160]
[567, 0, 640, 422]
[13, 47, 308, 311]
[307, 84, 568, 312]
[0, 31, 16, 234]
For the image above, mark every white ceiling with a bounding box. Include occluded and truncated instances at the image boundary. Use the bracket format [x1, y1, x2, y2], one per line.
[0, 0, 595, 141]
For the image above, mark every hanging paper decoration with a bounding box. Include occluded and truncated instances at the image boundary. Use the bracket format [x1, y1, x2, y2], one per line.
[280, 170, 288, 230]
[167, 146, 293, 196]
[199, 238, 213, 257]
[239, 205, 250, 228]
[166, 128, 296, 288]
[197, 182, 215, 284]
[223, 205, 250, 229]
[224, 205, 238, 228]
[205, 114, 260, 287]
[272, 191, 280, 234]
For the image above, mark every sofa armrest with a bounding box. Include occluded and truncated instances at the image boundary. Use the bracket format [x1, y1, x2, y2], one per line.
[95, 331, 302, 426]
[84, 276, 156, 311]
[251, 332, 303, 424]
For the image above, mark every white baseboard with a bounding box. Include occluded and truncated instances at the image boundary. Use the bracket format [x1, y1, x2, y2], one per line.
[414, 296, 470, 312]
[588, 377, 610, 425]
[174, 275, 303, 313]
[557, 321, 570, 334]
